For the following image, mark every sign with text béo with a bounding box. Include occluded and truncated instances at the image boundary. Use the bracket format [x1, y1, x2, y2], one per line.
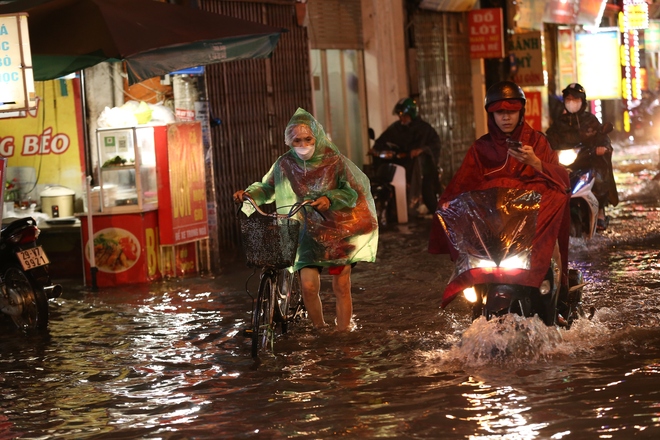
[468, 8, 504, 59]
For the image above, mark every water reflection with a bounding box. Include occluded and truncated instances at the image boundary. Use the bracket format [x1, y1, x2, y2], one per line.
[1, 144, 659, 438]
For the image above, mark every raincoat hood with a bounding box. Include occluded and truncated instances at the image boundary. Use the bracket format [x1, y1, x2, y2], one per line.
[285, 108, 337, 164]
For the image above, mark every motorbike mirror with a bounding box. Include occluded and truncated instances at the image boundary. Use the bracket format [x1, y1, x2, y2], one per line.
[601, 122, 614, 134]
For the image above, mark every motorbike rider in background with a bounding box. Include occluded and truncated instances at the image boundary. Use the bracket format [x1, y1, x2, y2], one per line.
[370, 98, 441, 216]
[546, 83, 619, 231]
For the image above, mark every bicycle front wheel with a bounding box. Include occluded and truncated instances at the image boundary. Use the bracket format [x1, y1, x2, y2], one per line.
[276, 269, 304, 334]
[251, 273, 276, 358]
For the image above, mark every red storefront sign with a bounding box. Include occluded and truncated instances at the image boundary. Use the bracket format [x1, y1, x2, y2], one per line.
[156, 122, 208, 245]
[524, 90, 542, 131]
[468, 8, 504, 59]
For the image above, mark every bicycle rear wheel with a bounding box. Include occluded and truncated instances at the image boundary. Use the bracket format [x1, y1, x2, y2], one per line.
[276, 269, 304, 334]
[251, 273, 276, 358]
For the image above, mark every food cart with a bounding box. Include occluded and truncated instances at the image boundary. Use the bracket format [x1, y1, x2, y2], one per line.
[79, 122, 209, 287]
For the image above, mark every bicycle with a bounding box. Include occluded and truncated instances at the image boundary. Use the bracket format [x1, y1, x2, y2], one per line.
[237, 194, 313, 358]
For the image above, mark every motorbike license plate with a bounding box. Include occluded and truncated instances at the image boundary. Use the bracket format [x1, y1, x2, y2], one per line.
[16, 246, 50, 271]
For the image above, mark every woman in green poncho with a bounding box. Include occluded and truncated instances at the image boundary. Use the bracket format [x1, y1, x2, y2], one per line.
[233, 108, 379, 331]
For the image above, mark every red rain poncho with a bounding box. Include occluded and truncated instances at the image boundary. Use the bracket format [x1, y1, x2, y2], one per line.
[244, 108, 378, 271]
[429, 115, 571, 307]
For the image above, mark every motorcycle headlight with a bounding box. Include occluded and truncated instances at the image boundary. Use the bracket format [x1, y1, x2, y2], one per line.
[463, 287, 478, 303]
[468, 255, 529, 270]
[499, 255, 528, 269]
[558, 149, 577, 166]
[468, 255, 496, 268]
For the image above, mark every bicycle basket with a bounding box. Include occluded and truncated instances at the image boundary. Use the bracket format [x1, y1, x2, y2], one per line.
[239, 215, 301, 269]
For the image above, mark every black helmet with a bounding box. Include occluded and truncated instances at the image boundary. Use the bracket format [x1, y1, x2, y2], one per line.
[393, 97, 418, 119]
[562, 83, 586, 100]
[484, 81, 526, 110]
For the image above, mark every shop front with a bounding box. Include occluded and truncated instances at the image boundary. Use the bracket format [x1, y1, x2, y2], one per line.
[1, 76, 210, 286]
[1, 78, 87, 281]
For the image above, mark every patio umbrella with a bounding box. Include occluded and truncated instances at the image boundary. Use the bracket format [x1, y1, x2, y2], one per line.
[0, 0, 285, 84]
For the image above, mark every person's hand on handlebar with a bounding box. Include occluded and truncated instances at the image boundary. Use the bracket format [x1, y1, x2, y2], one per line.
[595, 146, 609, 156]
[310, 195, 331, 212]
[233, 190, 247, 203]
[410, 148, 424, 158]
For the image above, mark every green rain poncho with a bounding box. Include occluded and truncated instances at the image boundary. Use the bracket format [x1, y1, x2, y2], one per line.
[244, 108, 379, 271]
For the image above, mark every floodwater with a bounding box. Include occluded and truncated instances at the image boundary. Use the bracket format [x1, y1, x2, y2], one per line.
[1, 142, 660, 439]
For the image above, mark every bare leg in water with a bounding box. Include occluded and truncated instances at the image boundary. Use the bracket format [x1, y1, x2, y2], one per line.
[300, 265, 353, 331]
[332, 265, 353, 331]
[300, 267, 326, 328]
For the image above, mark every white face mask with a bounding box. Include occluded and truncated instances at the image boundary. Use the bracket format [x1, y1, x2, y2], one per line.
[565, 100, 582, 114]
[294, 145, 315, 160]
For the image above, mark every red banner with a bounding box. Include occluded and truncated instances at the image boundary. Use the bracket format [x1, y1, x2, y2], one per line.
[157, 122, 208, 245]
[468, 8, 504, 59]
[524, 90, 542, 132]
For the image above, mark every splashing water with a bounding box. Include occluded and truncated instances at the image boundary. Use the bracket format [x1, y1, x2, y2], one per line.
[447, 315, 564, 367]
[431, 312, 614, 369]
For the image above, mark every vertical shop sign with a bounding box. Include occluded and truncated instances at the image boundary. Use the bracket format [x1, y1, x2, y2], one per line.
[509, 32, 544, 87]
[620, 0, 649, 132]
[0, 13, 36, 112]
[468, 8, 504, 59]
[557, 27, 577, 89]
[157, 122, 208, 245]
[623, 1, 649, 30]
[524, 91, 542, 131]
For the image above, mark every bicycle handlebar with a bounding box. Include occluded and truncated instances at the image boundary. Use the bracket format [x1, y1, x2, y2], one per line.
[240, 194, 315, 219]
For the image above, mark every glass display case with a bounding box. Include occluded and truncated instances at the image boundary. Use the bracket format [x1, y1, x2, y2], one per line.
[95, 126, 159, 214]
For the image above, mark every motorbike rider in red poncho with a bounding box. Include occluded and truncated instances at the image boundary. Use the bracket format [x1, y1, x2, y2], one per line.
[428, 81, 572, 310]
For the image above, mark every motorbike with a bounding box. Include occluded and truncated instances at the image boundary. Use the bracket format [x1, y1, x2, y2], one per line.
[0, 217, 62, 332]
[368, 142, 409, 227]
[437, 187, 584, 328]
[367, 139, 443, 227]
[557, 122, 614, 239]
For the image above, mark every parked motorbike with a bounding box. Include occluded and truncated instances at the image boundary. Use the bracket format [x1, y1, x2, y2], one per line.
[437, 187, 584, 328]
[0, 217, 62, 332]
[557, 122, 614, 239]
[368, 142, 408, 227]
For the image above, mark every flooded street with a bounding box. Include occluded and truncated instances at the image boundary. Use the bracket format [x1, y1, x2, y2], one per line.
[1, 142, 660, 439]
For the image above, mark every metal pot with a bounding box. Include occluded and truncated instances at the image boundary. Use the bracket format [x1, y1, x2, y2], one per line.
[40, 185, 75, 218]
